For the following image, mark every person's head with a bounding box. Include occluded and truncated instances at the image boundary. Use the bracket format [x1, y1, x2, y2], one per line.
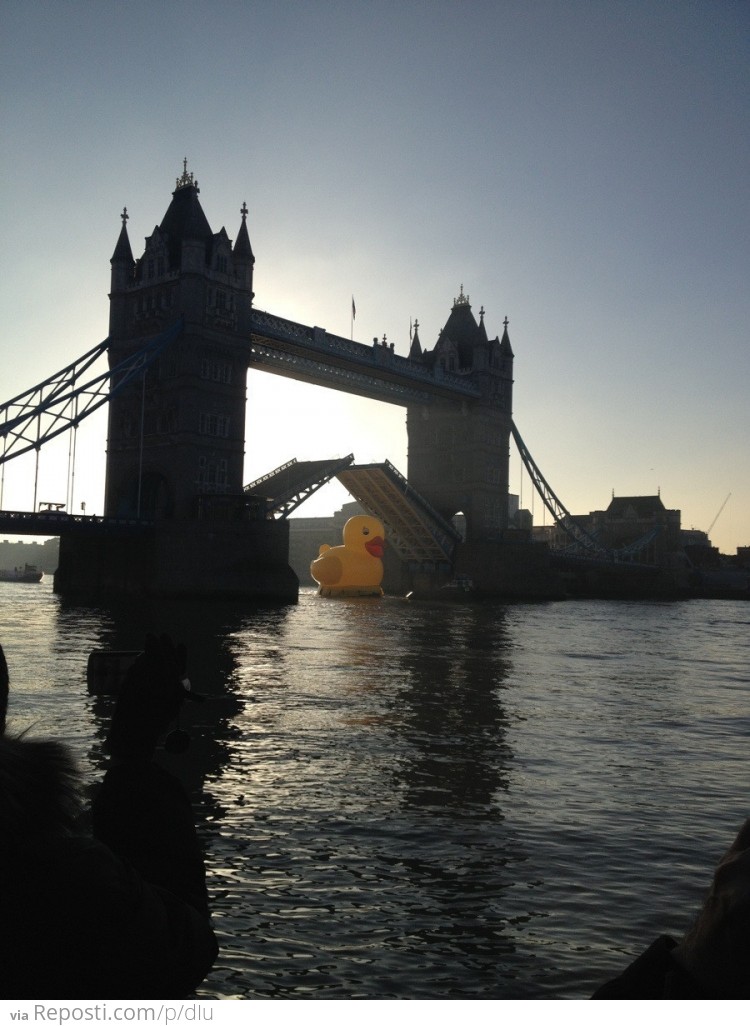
[105, 634, 191, 759]
[0, 734, 83, 854]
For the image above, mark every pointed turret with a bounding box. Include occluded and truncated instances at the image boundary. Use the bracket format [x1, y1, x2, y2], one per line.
[111, 207, 134, 268]
[231, 201, 255, 324]
[158, 160, 213, 271]
[499, 317, 513, 358]
[232, 201, 255, 304]
[233, 201, 254, 262]
[434, 285, 487, 369]
[409, 318, 423, 359]
[477, 305, 488, 343]
[496, 316, 514, 389]
[109, 207, 135, 334]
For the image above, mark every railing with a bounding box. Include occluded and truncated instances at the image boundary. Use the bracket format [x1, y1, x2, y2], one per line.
[249, 309, 482, 400]
[244, 458, 299, 493]
[381, 459, 462, 548]
[0, 510, 154, 536]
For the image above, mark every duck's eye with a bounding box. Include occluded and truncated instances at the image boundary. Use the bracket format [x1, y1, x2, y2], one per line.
[362, 527, 370, 535]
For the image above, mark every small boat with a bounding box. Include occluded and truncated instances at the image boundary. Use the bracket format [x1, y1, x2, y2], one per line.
[0, 563, 44, 583]
[441, 574, 475, 594]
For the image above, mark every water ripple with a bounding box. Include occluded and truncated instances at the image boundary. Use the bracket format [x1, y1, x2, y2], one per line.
[2, 584, 748, 998]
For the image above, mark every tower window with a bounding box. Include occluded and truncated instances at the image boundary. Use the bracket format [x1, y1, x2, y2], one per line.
[216, 256, 228, 274]
[198, 456, 229, 492]
[199, 412, 230, 437]
[157, 408, 177, 434]
[200, 358, 233, 383]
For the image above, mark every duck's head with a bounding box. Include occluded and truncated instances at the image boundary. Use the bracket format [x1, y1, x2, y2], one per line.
[342, 515, 385, 559]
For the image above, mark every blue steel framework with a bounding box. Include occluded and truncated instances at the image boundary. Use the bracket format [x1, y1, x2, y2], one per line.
[0, 321, 182, 512]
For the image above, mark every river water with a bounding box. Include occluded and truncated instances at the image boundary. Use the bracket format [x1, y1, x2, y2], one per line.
[1, 578, 749, 1000]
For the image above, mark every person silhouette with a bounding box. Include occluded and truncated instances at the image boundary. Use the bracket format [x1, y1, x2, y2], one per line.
[0, 642, 8, 735]
[92, 633, 211, 917]
[0, 635, 217, 999]
[593, 819, 750, 999]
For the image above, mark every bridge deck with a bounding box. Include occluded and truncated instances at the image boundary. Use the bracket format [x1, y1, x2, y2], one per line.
[0, 510, 153, 537]
[336, 462, 460, 566]
[245, 455, 355, 518]
[245, 454, 461, 565]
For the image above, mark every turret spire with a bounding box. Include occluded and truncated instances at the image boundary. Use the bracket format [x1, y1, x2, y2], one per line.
[499, 316, 513, 357]
[233, 201, 254, 263]
[175, 158, 198, 192]
[409, 318, 422, 359]
[454, 284, 471, 308]
[111, 206, 134, 265]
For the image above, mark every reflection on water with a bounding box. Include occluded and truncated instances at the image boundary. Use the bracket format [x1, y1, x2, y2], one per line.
[201, 597, 526, 998]
[1, 581, 749, 998]
[389, 603, 513, 814]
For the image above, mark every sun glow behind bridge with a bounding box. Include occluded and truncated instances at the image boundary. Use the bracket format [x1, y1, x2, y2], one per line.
[244, 372, 408, 518]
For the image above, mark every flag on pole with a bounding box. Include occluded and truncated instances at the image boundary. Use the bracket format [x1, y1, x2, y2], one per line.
[352, 296, 356, 320]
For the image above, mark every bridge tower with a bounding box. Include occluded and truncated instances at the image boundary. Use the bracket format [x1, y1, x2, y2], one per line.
[53, 164, 297, 601]
[105, 162, 255, 519]
[406, 288, 514, 542]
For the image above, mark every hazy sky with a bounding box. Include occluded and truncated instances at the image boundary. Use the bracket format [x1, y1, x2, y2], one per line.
[1, 0, 748, 553]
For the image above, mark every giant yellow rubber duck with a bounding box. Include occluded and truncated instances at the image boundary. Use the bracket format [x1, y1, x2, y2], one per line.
[310, 515, 386, 597]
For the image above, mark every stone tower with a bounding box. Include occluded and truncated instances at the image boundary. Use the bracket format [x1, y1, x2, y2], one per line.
[406, 287, 514, 542]
[105, 162, 255, 520]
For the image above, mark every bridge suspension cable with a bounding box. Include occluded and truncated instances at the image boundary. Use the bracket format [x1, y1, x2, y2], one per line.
[510, 420, 605, 554]
[0, 321, 183, 468]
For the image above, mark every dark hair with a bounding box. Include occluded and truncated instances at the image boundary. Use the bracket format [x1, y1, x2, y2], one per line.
[0, 735, 83, 851]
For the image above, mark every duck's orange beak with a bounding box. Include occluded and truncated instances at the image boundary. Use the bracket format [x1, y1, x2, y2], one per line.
[364, 536, 385, 558]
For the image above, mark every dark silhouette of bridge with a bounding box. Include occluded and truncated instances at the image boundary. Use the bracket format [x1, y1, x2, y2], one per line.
[0, 166, 665, 601]
[0, 297, 512, 595]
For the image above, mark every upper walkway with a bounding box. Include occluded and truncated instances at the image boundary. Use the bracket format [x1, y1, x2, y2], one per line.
[248, 309, 482, 405]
